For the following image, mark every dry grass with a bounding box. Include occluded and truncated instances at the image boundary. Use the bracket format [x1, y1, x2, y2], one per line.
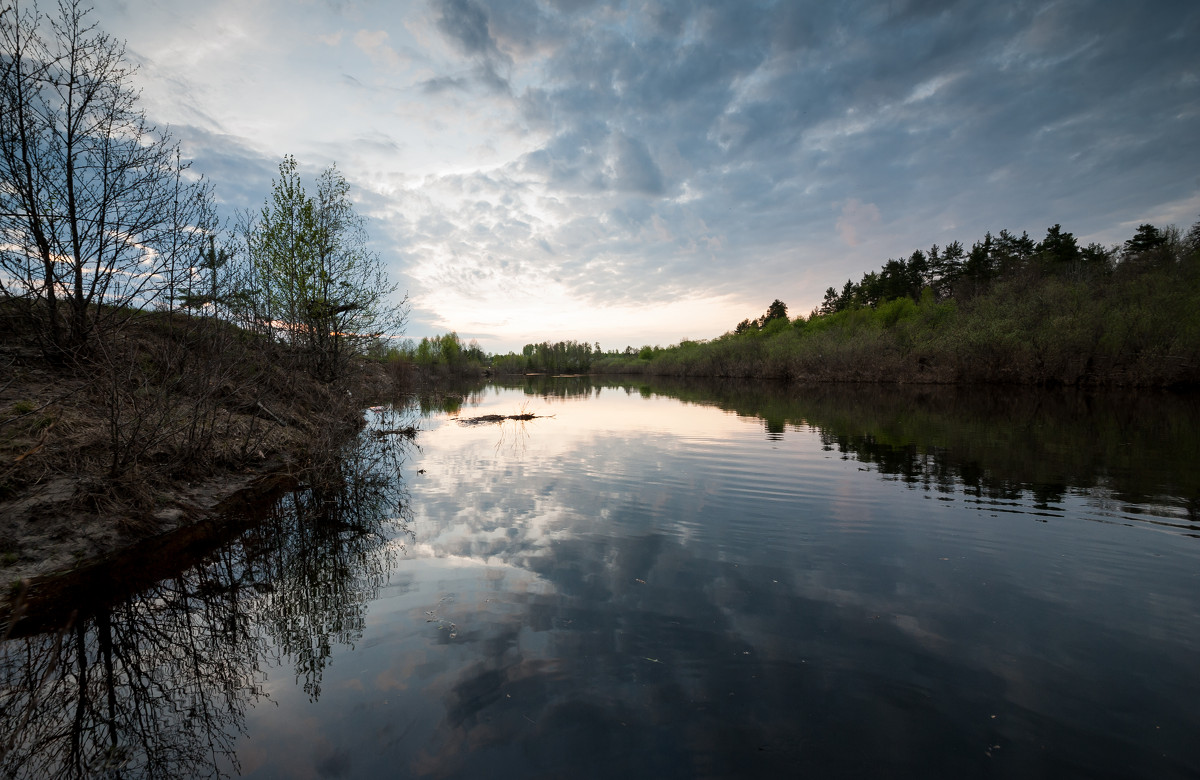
[0, 306, 404, 590]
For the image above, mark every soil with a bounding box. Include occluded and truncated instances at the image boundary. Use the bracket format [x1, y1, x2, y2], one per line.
[1, 462, 284, 589]
[0, 311, 404, 617]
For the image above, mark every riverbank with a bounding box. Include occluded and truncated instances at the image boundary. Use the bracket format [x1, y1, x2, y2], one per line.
[587, 261, 1200, 386]
[0, 310, 405, 606]
[478, 223, 1200, 386]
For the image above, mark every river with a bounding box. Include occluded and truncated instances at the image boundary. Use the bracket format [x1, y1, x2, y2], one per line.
[2, 377, 1198, 778]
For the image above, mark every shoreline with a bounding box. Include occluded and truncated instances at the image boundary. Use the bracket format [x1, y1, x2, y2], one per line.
[1, 310, 407, 622]
[6, 349, 1196, 627]
[2, 468, 298, 636]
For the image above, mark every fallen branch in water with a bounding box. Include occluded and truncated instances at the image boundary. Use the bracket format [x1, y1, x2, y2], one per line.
[372, 426, 419, 438]
[458, 413, 552, 426]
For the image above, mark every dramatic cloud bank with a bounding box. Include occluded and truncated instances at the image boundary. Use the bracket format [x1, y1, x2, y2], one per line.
[93, 0, 1200, 351]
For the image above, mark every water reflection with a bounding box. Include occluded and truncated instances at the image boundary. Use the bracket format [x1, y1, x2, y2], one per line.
[0, 565, 266, 777]
[494, 375, 1200, 530]
[383, 378, 1200, 778]
[0, 408, 413, 778]
[3, 380, 1199, 778]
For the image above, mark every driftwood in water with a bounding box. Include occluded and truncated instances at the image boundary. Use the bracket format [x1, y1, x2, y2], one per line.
[372, 426, 419, 438]
[457, 413, 549, 426]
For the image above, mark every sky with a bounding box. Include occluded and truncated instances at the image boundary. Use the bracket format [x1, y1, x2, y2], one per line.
[88, 0, 1200, 353]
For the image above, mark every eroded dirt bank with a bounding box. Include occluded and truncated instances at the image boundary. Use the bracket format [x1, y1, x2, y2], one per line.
[1, 311, 404, 614]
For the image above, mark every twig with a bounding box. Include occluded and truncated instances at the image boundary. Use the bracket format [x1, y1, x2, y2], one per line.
[372, 426, 418, 437]
[256, 401, 286, 427]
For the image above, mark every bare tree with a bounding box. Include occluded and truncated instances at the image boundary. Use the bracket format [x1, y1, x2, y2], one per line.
[0, 0, 213, 356]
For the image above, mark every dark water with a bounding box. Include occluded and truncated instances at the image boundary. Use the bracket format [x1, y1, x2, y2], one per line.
[3, 378, 1199, 779]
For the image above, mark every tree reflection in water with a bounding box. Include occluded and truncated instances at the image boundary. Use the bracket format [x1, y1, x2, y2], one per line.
[0, 406, 414, 778]
[502, 374, 1200, 522]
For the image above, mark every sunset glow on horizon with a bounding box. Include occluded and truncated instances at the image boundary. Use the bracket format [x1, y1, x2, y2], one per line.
[86, 0, 1199, 353]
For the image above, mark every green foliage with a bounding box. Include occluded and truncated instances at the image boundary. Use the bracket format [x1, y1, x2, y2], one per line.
[761, 316, 790, 336]
[250, 157, 408, 380]
[445, 215, 1199, 389]
[491, 353, 527, 374]
[1125, 224, 1166, 256]
[874, 296, 918, 328]
[409, 332, 487, 375]
[1037, 223, 1080, 268]
[493, 340, 597, 374]
[588, 216, 1199, 387]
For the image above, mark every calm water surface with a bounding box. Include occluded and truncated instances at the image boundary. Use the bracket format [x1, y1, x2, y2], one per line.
[3, 378, 1199, 779]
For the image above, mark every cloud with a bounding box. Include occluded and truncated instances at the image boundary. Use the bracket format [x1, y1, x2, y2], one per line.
[610, 133, 664, 195]
[353, 29, 406, 70]
[88, 0, 1200, 351]
[433, 0, 498, 57]
[419, 74, 470, 94]
[836, 199, 881, 248]
[168, 125, 281, 211]
[431, 0, 512, 92]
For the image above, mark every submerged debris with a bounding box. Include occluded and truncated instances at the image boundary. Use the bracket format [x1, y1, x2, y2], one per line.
[457, 413, 551, 426]
[372, 426, 419, 438]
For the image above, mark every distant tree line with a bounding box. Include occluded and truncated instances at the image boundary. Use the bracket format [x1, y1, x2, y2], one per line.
[476, 220, 1197, 383]
[405, 332, 487, 374]
[389, 215, 1198, 388]
[588, 218, 1200, 386]
[812, 222, 1177, 318]
[735, 299, 789, 334]
[484, 339, 600, 374]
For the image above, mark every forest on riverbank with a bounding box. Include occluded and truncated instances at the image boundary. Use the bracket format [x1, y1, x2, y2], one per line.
[469, 219, 1199, 387]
